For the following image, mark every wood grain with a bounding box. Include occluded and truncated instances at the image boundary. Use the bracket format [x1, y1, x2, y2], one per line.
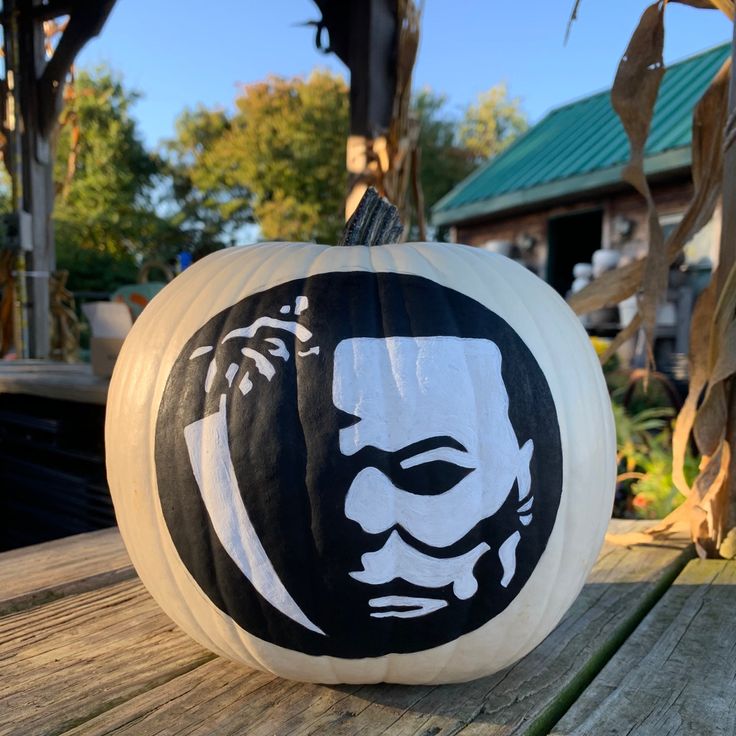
[0, 362, 108, 405]
[0, 578, 213, 736]
[0, 528, 134, 615]
[54, 522, 692, 736]
[551, 559, 736, 736]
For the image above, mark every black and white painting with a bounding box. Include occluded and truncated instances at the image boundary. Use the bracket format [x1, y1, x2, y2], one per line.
[155, 271, 563, 658]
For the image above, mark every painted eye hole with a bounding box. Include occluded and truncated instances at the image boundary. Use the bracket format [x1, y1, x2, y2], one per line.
[392, 446, 475, 495]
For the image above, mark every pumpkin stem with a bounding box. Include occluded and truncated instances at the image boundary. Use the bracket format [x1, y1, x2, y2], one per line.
[338, 187, 404, 246]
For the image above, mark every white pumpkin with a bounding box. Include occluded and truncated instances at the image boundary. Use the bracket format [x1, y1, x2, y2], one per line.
[106, 241, 615, 684]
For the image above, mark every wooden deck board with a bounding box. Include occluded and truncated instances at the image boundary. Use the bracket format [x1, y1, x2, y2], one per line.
[0, 521, 687, 736]
[0, 579, 213, 736]
[0, 362, 108, 405]
[0, 528, 134, 615]
[551, 558, 736, 736]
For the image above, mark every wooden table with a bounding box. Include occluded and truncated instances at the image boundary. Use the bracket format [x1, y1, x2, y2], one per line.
[1, 520, 733, 736]
[0, 362, 108, 405]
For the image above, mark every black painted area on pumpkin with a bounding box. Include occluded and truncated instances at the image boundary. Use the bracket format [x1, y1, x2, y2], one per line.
[155, 271, 563, 658]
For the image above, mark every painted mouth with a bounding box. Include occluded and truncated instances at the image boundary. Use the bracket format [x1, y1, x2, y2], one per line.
[350, 530, 491, 601]
[368, 595, 448, 619]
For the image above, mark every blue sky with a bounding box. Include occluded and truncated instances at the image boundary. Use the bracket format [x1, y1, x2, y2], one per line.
[77, 1, 732, 148]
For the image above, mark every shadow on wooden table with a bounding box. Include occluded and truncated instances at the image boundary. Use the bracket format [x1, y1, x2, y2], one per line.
[6, 520, 727, 736]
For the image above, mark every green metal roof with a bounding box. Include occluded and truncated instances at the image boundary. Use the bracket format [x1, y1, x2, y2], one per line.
[432, 42, 731, 227]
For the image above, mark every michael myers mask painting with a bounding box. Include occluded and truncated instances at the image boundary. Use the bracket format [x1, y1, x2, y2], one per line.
[155, 271, 563, 658]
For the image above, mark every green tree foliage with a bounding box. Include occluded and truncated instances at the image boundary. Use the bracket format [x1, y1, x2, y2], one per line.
[458, 82, 528, 163]
[413, 90, 475, 225]
[53, 68, 174, 290]
[41, 66, 526, 291]
[167, 72, 349, 244]
[163, 74, 525, 246]
[412, 85, 526, 233]
[163, 106, 252, 253]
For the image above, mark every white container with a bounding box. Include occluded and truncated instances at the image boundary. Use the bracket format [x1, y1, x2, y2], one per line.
[572, 277, 591, 294]
[618, 295, 638, 327]
[592, 249, 621, 278]
[482, 240, 513, 257]
[573, 263, 593, 279]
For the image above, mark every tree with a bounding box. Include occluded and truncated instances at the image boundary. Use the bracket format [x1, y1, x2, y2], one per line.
[411, 86, 527, 234]
[163, 74, 524, 246]
[458, 83, 528, 163]
[163, 106, 252, 254]
[413, 90, 475, 224]
[168, 71, 349, 244]
[53, 67, 174, 289]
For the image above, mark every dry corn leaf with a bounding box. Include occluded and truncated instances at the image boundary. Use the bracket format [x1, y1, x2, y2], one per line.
[612, 4, 665, 180]
[712, 253, 736, 365]
[611, 2, 667, 364]
[712, 0, 736, 17]
[690, 440, 731, 555]
[568, 57, 730, 319]
[605, 518, 689, 546]
[599, 312, 643, 364]
[694, 363, 734, 456]
[709, 0, 735, 17]
[709, 320, 736, 386]
[696, 381, 729, 447]
[607, 441, 730, 550]
[568, 259, 642, 315]
[563, 0, 733, 46]
[665, 59, 731, 452]
[605, 503, 691, 545]
[565, 0, 584, 43]
[582, 0, 734, 556]
[671, 278, 717, 495]
[671, 0, 717, 7]
[719, 526, 736, 558]
[694, 259, 736, 455]
[672, 0, 734, 13]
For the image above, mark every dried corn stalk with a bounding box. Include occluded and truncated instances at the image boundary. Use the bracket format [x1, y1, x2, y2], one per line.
[610, 3, 666, 368]
[0, 251, 15, 357]
[569, 1, 736, 557]
[49, 270, 79, 363]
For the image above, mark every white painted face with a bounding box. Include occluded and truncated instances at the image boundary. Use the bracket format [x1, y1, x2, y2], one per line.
[332, 336, 534, 616]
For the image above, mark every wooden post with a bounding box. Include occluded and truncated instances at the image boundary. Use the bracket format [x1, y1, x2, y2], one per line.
[16, 0, 54, 359]
[1, 0, 116, 359]
[312, 0, 398, 219]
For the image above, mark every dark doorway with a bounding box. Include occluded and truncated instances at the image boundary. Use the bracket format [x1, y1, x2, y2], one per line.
[546, 209, 603, 296]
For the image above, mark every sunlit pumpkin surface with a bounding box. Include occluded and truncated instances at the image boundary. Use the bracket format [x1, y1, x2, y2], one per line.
[107, 242, 615, 683]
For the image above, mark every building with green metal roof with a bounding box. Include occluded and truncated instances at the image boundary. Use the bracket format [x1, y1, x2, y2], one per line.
[432, 42, 729, 297]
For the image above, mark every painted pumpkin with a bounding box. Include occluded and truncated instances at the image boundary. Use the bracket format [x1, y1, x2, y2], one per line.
[106, 241, 615, 684]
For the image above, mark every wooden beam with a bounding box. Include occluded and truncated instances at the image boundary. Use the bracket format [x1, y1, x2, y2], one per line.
[38, 0, 116, 136]
[312, 0, 397, 137]
[32, 0, 75, 21]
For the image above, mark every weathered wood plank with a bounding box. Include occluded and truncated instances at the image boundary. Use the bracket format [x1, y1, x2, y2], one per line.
[0, 362, 108, 404]
[551, 559, 736, 736]
[0, 527, 134, 615]
[55, 522, 692, 736]
[0, 579, 214, 736]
